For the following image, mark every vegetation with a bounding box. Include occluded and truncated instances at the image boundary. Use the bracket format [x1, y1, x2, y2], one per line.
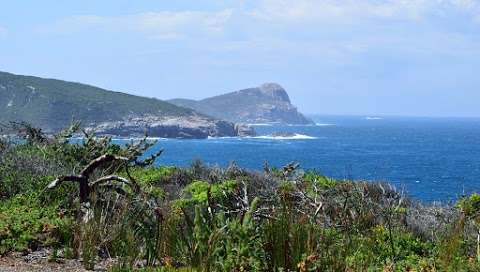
[0, 71, 197, 132]
[1, 123, 480, 271]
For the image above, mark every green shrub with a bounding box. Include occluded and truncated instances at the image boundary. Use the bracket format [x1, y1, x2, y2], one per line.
[303, 171, 337, 188]
[174, 180, 237, 208]
[127, 166, 176, 185]
[0, 193, 73, 254]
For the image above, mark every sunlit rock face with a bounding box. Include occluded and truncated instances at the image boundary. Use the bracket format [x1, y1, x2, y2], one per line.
[169, 83, 313, 125]
[90, 115, 255, 139]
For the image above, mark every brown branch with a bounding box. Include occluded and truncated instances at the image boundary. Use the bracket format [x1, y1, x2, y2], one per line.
[81, 154, 129, 178]
[135, 149, 164, 167]
[90, 175, 133, 189]
[47, 175, 85, 189]
[48, 154, 131, 203]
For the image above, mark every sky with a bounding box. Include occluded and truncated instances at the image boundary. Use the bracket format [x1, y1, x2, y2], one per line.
[0, 0, 479, 117]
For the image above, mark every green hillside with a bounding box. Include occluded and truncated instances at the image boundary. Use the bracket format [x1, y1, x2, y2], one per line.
[0, 71, 196, 132]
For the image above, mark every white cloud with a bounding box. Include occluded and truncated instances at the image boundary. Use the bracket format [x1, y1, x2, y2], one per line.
[249, 0, 480, 24]
[235, 0, 480, 58]
[37, 1, 480, 43]
[449, 0, 478, 10]
[34, 1, 480, 62]
[250, 0, 418, 23]
[39, 9, 233, 40]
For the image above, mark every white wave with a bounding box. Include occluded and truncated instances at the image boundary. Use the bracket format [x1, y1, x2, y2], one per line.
[365, 117, 383, 120]
[248, 123, 275, 126]
[110, 137, 167, 141]
[251, 133, 317, 140]
[286, 124, 310, 127]
[146, 137, 169, 141]
[283, 123, 335, 127]
[207, 136, 239, 140]
[69, 136, 167, 141]
[249, 123, 334, 127]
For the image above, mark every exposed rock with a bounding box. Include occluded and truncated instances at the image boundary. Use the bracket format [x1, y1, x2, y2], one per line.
[255, 83, 291, 103]
[235, 123, 256, 137]
[90, 115, 254, 139]
[169, 83, 313, 125]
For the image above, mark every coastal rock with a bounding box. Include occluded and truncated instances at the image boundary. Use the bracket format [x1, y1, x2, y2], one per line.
[90, 115, 254, 139]
[169, 83, 314, 125]
[235, 123, 256, 137]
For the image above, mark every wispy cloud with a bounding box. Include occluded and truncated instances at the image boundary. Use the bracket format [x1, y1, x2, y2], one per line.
[241, 0, 480, 57]
[38, 9, 233, 40]
[34, 1, 480, 60]
[249, 0, 480, 23]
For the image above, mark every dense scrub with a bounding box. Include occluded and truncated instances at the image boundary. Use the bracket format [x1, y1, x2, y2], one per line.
[0, 123, 479, 271]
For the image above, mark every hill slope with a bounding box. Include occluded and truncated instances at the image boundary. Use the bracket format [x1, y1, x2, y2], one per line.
[169, 83, 313, 125]
[0, 71, 252, 138]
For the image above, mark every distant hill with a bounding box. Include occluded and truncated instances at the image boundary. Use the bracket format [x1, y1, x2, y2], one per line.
[169, 83, 313, 125]
[0, 71, 253, 138]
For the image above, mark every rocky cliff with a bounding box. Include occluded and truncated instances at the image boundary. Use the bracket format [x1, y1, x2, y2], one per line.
[90, 115, 254, 139]
[169, 83, 313, 125]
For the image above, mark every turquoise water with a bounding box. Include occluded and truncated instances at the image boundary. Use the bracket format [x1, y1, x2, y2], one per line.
[136, 116, 480, 202]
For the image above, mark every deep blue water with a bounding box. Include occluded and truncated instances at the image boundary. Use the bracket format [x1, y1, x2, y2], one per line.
[137, 116, 480, 202]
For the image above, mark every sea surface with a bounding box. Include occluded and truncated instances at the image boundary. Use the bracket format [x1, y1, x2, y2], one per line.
[133, 116, 480, 203]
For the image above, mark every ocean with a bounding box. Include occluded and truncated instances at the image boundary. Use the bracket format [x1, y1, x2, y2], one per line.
[137, 116, 480, 203]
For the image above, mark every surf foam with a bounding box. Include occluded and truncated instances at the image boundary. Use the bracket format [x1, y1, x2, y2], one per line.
[251, 133, 317, 140]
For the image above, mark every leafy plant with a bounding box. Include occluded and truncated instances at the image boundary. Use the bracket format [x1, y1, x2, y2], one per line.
[0, 193, 73, 254]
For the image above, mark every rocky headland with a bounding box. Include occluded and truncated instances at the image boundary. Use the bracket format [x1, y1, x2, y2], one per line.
[169, 83, 314, 125]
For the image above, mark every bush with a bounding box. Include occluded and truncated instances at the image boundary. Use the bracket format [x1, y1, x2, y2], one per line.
[0, 193, 73, 254]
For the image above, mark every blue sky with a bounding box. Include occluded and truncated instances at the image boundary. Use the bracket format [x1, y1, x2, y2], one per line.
[1, 0, 479, 117]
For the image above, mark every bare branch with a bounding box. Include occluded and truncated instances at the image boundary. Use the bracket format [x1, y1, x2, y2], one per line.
[90, 175, 133, 189]
[47, 175, 85, 189]
[81, 154, 129, 177]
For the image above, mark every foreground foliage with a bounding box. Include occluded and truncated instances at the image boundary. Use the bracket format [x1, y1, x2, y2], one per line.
[0, 123, 479, 271]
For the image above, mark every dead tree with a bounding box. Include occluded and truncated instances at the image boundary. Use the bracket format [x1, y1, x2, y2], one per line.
[47, 154, 138, 205]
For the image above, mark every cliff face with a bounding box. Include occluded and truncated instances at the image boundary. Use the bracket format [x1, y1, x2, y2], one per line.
[90, 115, 254, 139]
[169, 83, 313, 125]
[0, 71, 254, 139]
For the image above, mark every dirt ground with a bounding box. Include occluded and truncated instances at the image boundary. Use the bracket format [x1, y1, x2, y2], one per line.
[0, 249, 113, 272]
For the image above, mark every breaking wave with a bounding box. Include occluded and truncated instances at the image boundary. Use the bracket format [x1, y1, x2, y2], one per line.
[251, 133, 317, 140]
